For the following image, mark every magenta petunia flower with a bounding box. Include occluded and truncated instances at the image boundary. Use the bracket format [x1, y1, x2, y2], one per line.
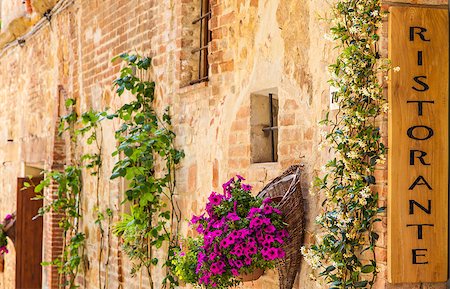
[222, 178, 234, 194]
[261, 217, 271, 225]
[244, 245, 257, 256]
[237, 228, 250, 238]
[233, 259, 244, 268]
[241, 184, 252, 191]
[250, 217, 263, 228]
[263, 205, 274, 215]
[236, 175, 245, 180]
[199, 275, 210, 285]
[264, 234, 275, 244]
[226, 235, 236, 245]
[189, 175, 289, 284]
[0, 246, 8, 254]
[231, 246, 244, 257]
[276, 248, 286, 259]
[190, 213, 204, 224]
[227, 212, 240, 221]
[231, 268, 239, 276]
[220, 238, 231, 248]
[248, 207, 261, 218]
[278, 229, 289, 238]
[208, 192, 224, 206]
[263, 197, 273, 204]
[4, 214, 12, 221]
[209, 252, 218, 261]
[264, 225, 276, 234]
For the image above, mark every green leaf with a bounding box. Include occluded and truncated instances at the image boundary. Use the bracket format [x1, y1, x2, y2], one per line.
[361, 265, 374, 273]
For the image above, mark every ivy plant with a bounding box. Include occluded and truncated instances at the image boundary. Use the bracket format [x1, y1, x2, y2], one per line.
[110, 53, 184, 289]
[302, 1, 390, 289]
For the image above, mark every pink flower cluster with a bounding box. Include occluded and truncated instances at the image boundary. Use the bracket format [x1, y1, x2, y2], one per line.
[0, 246, 8, 254]
[0, 213, 13, 255]
[190, 176, 288, 287]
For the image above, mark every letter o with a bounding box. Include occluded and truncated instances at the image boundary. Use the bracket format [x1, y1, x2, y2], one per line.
[407, 125, 434, 140]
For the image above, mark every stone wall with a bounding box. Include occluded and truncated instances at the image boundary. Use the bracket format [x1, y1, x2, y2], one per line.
[0, 0, 446, 289]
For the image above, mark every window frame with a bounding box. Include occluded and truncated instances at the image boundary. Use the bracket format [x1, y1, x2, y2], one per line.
[190, 0, 211, 85]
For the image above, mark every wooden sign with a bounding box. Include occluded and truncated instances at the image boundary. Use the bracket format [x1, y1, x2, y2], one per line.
[388, 7, 449, 283]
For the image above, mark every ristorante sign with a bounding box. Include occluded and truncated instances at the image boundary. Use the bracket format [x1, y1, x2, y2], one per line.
[388, 7, 449, 283]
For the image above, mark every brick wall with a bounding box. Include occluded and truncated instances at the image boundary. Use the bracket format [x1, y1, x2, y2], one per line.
[0, 0, 447, 289]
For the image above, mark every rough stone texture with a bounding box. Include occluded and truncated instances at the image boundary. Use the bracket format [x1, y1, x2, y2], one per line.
[0, 0, 447, 289]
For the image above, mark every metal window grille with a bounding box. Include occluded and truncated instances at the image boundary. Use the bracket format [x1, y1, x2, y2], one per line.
[262, 93, 279, 162]
[190, 0, 211, 85]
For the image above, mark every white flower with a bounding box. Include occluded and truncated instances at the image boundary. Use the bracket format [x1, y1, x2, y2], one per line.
[346, 151, 359, 159]
[393, 66, 400, 72]
[324, 33, 334, 41]
[315, 215, 325, 223]
[318, 142, 325, 152]
[349, 26, 359, 34]
[359, 197, 367, 206]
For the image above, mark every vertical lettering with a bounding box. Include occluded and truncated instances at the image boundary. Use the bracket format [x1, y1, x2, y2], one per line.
[412, 249, 429, 264]
[406, 224, 434, 239]
[408, 176, 433, 190]
[406, 100, 434, 116]
[418, 51, 423, 66]
[410, 27, 431, 42]
[407, 125, 434, 140]
[409, 200, 432, 215]
[412, 76, 430, 92]
[409, 150, 431, 166]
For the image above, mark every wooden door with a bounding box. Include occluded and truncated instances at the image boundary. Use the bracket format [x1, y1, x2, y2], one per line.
[16, 177, 43, 289]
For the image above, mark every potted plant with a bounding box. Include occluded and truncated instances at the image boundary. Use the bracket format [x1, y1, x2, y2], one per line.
[173, 176, 288, 288]
[0, 213, 14, 255]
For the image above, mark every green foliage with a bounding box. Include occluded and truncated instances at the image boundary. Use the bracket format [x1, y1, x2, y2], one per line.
[302, 1, 389, 289]
[35, 53, 183, 289]
[35, 99, 104, 289]
[111, 53, 184, 288]
[171, 237, 202, 285]
[0, 224, 7, 252]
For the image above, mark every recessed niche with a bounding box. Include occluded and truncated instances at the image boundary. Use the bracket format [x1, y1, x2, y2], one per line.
[250, 88, 279, 163]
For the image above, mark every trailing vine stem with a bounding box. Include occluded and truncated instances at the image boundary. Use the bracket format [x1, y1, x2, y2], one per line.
[302, 1, 390, 289]
[110, 53, 184, 289]
[32, 99, 113, 288]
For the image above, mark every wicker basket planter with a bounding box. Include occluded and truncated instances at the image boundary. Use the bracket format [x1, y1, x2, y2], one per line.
[239, 268, 265, 282]
[257, 165, 305, 289]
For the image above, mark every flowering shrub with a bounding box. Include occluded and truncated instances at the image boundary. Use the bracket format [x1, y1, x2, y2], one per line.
[172, 237, 202, 285]
[0, 214, 13, 255]
[302, 1, 389, 288]
[180, 176, 288, 288]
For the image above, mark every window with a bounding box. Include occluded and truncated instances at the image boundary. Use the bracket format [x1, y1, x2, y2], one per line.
[190, 0, 211, 85]
[251, 89, 279, 163]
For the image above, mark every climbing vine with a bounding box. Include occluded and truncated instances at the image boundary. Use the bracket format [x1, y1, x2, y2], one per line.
[33, 99, 107, 288]
[110, 53, 184, 289]
[34, 53, 183, 289]
[302, 1, 389, 288]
